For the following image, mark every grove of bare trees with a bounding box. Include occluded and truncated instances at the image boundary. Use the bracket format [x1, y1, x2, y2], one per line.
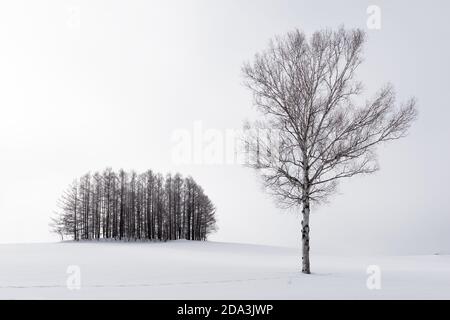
[50, 168, 217, 242]
[242, 27, 417, 274]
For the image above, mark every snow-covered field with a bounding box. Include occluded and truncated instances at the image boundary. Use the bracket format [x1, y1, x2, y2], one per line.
[0, 240, 448, 299]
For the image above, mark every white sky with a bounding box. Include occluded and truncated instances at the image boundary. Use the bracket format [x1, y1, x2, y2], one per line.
[0, 0, 449, 255]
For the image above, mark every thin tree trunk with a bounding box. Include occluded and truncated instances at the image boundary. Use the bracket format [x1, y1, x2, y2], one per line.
[301, 198, 311, 274]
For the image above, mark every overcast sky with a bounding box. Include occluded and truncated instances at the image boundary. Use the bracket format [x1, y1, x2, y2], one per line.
[0, 0, 449, 255]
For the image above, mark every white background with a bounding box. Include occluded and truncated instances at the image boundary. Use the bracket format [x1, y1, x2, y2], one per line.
[0, 0, 449, 255]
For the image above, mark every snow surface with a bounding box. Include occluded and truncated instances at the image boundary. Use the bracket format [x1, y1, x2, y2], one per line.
[0, 240, 449, 299]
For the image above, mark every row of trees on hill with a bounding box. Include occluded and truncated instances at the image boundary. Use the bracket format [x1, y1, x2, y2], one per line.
[50, 168, 217, 241]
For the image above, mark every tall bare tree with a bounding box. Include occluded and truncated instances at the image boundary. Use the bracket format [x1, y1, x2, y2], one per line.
[242, 27, 417, 274]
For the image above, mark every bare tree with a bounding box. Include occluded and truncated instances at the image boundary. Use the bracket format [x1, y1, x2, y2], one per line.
[51, 169, 217, 243]
[49, 213, 65, 241]
[242, 27, 417, 274]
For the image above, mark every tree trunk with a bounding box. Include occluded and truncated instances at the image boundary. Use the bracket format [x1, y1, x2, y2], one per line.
[301, 198, 311, 274]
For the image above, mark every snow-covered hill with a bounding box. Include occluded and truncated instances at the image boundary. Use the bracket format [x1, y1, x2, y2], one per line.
[0, 240, 448, 299]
